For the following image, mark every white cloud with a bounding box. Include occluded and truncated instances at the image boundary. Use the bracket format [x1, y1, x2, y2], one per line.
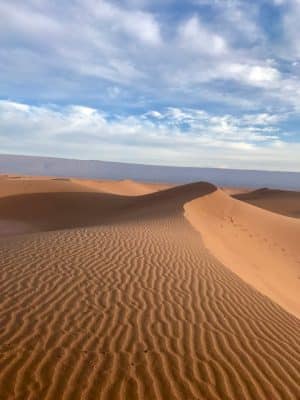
[87, 0, 162, 45]
[224, 63, 280, 87]
[0, 0, 161, 89]
[242, 113, 285, 125]
[0, 0, 289, 103]
[195, 0, 263, 44]
[0, 100, 30, 112]
[1, 101, 298, 171]
[178, 16, 228, 55]
[1, 0, 300, 172]
[275, 0, 300, 59]
[146, 111, 164, 119]
[0, 2, 62, 38]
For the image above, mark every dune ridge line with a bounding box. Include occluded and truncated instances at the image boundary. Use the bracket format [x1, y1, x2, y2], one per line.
[0, 176, 299, 399]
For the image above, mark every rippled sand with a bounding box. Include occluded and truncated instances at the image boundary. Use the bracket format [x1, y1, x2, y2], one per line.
[0, 176, 299, 400]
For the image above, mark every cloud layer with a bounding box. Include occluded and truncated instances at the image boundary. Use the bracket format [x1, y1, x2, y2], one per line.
[0, 0, 300, 170]
[1, 100, 299, 171]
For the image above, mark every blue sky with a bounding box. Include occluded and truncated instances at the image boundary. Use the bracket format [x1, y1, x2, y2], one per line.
[1, 0, 300, 171]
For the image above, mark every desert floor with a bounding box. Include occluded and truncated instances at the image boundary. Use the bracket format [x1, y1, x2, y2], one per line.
[0, 175, 299, 400]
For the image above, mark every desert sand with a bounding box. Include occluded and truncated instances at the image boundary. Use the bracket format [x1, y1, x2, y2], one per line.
[233, 187, 300, 218]
[0, 175, 299, 400]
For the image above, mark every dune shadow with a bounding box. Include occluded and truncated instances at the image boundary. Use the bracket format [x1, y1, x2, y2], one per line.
[233, 188, 300, 218]
[0, 181, 217, 236]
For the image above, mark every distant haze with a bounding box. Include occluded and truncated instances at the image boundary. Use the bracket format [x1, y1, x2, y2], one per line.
[0, 154, 299, 190]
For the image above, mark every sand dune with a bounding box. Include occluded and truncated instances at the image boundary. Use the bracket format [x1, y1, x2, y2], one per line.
[221, 187, 251, 195]
[72, 178, 171, 196]
[185, 188, 300, 318]
[0, 178, 300, 400]
[0, 175, 167, 198]
[233, 188, 300, 218]
[0, 176, 169, 236]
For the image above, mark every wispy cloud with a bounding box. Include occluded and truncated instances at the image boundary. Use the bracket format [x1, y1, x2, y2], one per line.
[1, 100, 299, 171]
[0, 0, 300, 170]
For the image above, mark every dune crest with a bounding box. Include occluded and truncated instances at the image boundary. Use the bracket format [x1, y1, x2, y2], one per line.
[0, 178, 300, 399]
[185, 188, 300, 318]
[0, 175, 168, 198]
[71, 178, 171, 196]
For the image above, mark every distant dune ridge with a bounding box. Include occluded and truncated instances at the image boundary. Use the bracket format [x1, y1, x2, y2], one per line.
[0, 175, 300, 399]
[1, 153, 300, 189]
[233, 188, 300, 218]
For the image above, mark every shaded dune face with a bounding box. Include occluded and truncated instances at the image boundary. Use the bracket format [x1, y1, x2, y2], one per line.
[0, 175, 171, 198]
[0, 180, 300, 400]
[0, 182, 217, 236]
[0, 192, 130, 234]
[233, 188, 300, 218]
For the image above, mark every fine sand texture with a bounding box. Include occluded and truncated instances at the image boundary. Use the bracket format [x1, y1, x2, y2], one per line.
[0, 177, 300, 400]
[0, 175, 170, 236]
[185, 188, 300, 318]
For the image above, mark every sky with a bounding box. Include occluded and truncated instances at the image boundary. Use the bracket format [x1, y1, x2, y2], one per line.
[1, 0, 300, 171]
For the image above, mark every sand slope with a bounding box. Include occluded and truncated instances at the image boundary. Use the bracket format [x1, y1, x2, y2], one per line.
[0, 180, 300, 400]
[0, 175, 168, 197]
[185, 188, 300, 317]
[0, 176, 168, 236]
[233, 188, 300, 218]
[72, 178, 171, 196]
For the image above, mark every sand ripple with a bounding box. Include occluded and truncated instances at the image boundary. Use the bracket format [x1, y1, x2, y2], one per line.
[0, 182, 299, 399]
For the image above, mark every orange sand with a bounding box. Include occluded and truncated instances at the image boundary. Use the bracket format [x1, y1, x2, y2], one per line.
[233, 187, 300, 218]
[0, 175, 299, 400]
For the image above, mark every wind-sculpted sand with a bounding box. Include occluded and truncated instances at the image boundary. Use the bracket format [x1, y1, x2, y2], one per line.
[185, 188, 300, 318]
[0, 177, 299, 400]
[233, 187, 300, 218]
[0, 175, 169, 198]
